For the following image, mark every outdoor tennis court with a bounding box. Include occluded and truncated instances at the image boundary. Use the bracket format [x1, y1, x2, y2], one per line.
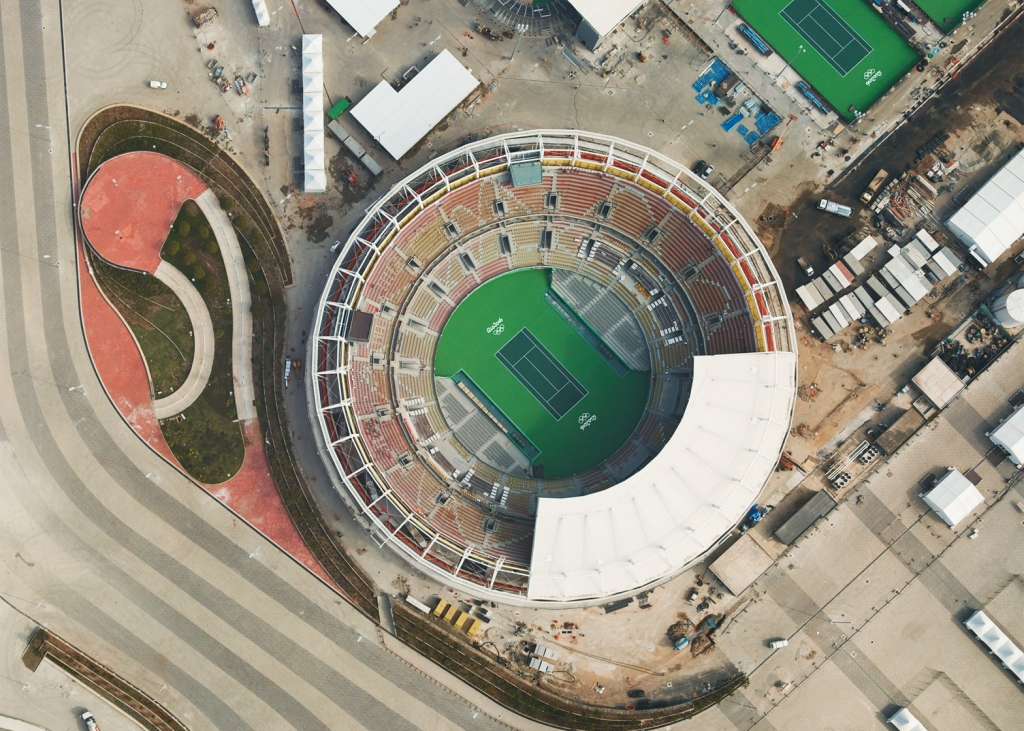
[733, 0, 920, 120]
[496, 328, 588, 420]
[780, 0, 872, 76]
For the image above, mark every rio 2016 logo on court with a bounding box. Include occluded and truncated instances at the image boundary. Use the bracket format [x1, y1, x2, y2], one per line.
[863, 68, 882, 86]
[578, 413, 597, 430]
[487, 318, 505, 335]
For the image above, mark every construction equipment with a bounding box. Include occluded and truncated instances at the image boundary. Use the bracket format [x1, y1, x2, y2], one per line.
[192, 7, 218, 28]
[674, 616, 718, 651]
[740, 504, 774, 532]
[213, 115, 224, 131]
[860, 169, 889, 205]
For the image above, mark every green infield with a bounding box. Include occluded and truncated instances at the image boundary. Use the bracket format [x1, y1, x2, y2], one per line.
[912, 0, 985, 32]
[434, 269, 651, 479]
[733, 0, 920, 119]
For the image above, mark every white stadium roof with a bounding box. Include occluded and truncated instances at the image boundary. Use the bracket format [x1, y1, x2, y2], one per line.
[528, 351, 796, 601]
[946, 147, 1024, 266]
[564, 0, 645, 38]
[351, 49, 479, 160]
[325, 0, 398, 38]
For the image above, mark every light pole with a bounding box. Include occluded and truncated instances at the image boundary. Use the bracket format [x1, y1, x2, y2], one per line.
[776, 44, 804, 79]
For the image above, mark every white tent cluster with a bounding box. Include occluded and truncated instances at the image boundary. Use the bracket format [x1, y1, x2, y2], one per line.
[964, 610, 1024, 683]
[921, 469, 983, 528]
[947, 146, 1024, 267]
[302, 35, 326, 193]
[251, 0, 270, 26]
[528, 351, 796, 601]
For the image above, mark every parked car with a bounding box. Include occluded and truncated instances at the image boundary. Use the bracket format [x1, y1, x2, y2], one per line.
[768, 639, 789, 649]
[148, 80, 167, 89]
[330, 240, 342, 253]
[700, 163, 714, 180]
[693, 160, 708, 177]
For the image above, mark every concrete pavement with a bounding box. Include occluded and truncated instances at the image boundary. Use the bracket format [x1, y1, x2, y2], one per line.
[151, 260, 214, 419]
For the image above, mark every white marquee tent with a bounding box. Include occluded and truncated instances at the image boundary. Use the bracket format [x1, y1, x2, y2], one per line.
[922, 469, 983, 527]
[251, 0, 270, 26]
[990, 405, 1024, 466]
[302, 35, 325, 193]
[325, 0, 398, 38]
[527, 351, 796, 601]
[946, 147, 1024, 266]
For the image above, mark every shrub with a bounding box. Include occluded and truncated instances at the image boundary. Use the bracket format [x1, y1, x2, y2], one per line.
[254, 281, 269, 296]
[165, 238, 180, 256]
[206, 240, 219, 255]
[219, 196, 235, 212]
[192, 265, 206, 280]
[177, 221, 190, 237]
[247, 258, 262, 273]
[199, 226, 211, 241]
[182, 251, 196, 266]
[233, 215, 251, 233]
[251, 302, 267, 317]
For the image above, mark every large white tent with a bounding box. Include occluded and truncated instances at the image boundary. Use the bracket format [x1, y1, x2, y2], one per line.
[527, 351, 796, 601]
[946, 147, 1024, 266]
[251, 0, 270, 26]
[990, 405, 1024, 466]
[350, 49, 479, 160]
[302, 35, 325, 193]
[325, 0, 398, 38]
[922, 469, 983, 527]
[564, 0, 645, 49]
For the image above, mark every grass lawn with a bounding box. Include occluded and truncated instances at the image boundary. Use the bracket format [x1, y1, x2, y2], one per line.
[732, 0, 920, 119]
[90, 257, 193, 395]
[157, 200, 244, 483]
[913, 0, 986, 32]
[434, 269, 650, 479]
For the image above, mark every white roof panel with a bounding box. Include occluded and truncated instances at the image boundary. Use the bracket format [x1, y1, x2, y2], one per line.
[302, 53, 324, 74]
[527, 352, 796, 601]
[351, 49, 479, 160]
[911, 357, 963, 408]
[564, 0, 645, 37]
[252, 0, 270, 26]
[303, 93, 323, 114]
[991, 406, 1024, 465]
[796, 283, 824, 311]
[923, 469, 984, 527]
[946, 147, 1024, 265]
[888, 707, 926, 731]
[304, 169, 327, 193]
[301, 34, 322, 53]
[849, 235, 879, 261]
[915, 229, 940, 252]
[325, 0, 398, 38]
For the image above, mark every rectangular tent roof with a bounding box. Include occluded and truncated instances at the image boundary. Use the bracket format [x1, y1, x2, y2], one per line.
[709, 534, 774, 595]
[990, 405, 1024, 466]
[946, 147, 1024, 265]
[302, 35, 325, 193]
[325, 0, 398, 38]
[923, 469, 984, 527]
[351, 49, 479, 160]
[564, 0, 645, 38]
[912, 357, 964, 409]
[251, 0, 270, 26]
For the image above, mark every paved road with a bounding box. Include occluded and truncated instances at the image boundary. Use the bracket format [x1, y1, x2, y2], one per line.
[0, 0, 511, 727]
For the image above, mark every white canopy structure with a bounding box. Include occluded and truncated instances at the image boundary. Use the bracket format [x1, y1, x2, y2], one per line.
[922, 469, 983, 527]
[887, 708, 925, 731]
[946, 147, 1024, 266]
[351, 49, 479, 160]
[251, 0, 270, 26]
[527, 351, 796, 601]
[302, 35, 325, 193]
[965, 610, 1024, 683]
[325, 0, 398, 38]
[990, 405, 1024, 466]
[565, 0, 645, 48]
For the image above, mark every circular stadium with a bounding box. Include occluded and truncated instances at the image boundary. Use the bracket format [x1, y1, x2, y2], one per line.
[310, 131, 797, 605]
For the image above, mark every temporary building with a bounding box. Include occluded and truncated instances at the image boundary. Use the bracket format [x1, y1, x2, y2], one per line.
[565, 0, 645, 49]
[351, 49, 479, 160]
[887, 708, 926, 731]
[946, 147, 1024, 266]
[922, 469, 983, 527]
[302, 34, 325, 193]
[964, 610, 1024, 683]
[324, 0, 399, 38]
[251, 0, 270, 26]
[911, 357, 963, 409]
[990, 405, 1024, 466]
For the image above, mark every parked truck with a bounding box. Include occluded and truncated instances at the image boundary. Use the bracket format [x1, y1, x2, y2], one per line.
[859, 169, 888, 204]
[818, 199, 852, 218]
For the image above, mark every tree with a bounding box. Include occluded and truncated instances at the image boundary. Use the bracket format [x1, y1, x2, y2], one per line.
[192, 265, 206, 280]
[165, 238, 180, 256]
[177, 221, 190, 237]
[233, 215, 251, 233]
[219, 196, 235, 212]
[254, 281, 269, 296]
[250, 302, 267, 317]
[182, 251, 196, 266]
[246, 258, 262, 273]
[199, 226, 211, 241]
[206, 240, 220, 256]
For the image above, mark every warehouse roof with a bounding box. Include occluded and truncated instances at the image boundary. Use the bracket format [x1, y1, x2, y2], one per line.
[351, 49, 479, 160]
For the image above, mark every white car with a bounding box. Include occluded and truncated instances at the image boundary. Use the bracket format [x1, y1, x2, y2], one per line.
[81, 711, 100, 730]
[330, 240, 342, 253]
[148, 80, 168, 89]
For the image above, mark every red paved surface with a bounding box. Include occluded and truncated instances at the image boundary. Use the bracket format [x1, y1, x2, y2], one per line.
[78, 151, 338, 591]
[80, 152, 207, 274]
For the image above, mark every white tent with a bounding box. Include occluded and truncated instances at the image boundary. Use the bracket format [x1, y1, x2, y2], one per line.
[887, 708, 925, 731]
[304, 149, 325, 169]
[302, 73, 321, 93]
[303, 93, 323, 114]
[351, 49, 479, 160]
[304, 169, 327, 192]
[303, 130, 325, 151]
[302, 53, 324, 75]
[965, 610, 1024, 683]
[922, 469, 983, 527]
[990, 405, 1024, 466]
[527, 351, 796, 601]
[251, 0, 270, 26]
[325, 0, 398, 38]
[946, 147, 1024, 266]
[302, 35, 325, 193]
[564, 0, 644, 37]
[301, 34, 322, 53]
[303, 110, 324, 132]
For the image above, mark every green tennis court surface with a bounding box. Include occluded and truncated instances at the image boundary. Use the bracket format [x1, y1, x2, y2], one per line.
[781, 0, 872, 76]
[434, 269, 651, 479]
[733, 0, 920, 120]
[912, 0, 985, 32]
[496, 329, 588, 420]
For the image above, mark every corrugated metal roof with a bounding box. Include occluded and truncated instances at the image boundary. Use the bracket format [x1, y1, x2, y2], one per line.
[325, 0, 398, 38]
[351, 49, 479, 160]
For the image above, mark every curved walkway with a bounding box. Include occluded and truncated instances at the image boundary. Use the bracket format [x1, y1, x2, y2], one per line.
[151, 260, 214, 419]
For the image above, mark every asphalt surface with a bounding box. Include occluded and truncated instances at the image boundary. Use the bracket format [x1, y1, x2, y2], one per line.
[0, 0, 510, 727]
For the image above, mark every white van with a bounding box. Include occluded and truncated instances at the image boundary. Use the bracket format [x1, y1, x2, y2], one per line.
[768, 639, 789, 649]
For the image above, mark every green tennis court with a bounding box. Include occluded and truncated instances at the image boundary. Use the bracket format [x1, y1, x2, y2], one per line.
[434, 269, 651, 479]
[733, 0, 920, 119]
[912, 0, 985, 32]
